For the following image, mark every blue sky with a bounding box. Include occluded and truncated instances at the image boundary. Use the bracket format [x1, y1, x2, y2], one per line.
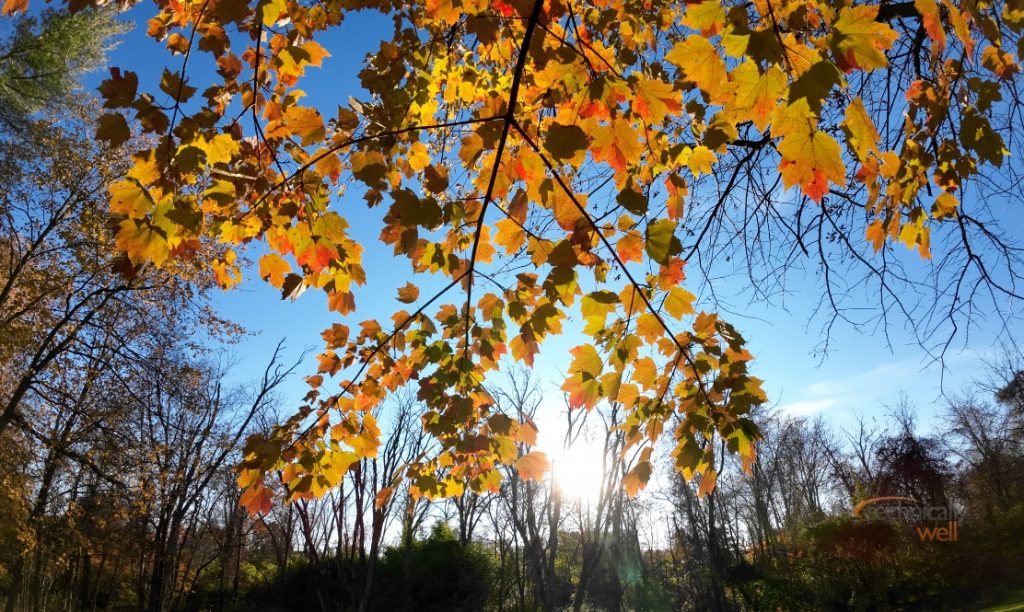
[89, 6, 1022, 440]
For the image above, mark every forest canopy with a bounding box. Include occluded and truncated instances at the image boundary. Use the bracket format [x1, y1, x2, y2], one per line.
[2, 0, 1023, 513]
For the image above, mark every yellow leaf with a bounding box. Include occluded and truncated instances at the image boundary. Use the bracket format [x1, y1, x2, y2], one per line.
[259, 0, 287, 26]
[623, 461, 652, 497]
[931, 192, 959, 219]
[408, 141, 431, 172]
[109, 179, 155, 219]
[843, 97, 880, 161]
[667, 35, 727, 99]
[283, 106, 325, 146]
[561, 344, 604, 409]
[636, 313, 662, 343]
[730, 62, 786, 132]
[201, 133, 239, 165]
[259, 253, 291, 287]
[633, 77, 681, 124]
[831, 5, 898, 72]
[682, 1, 726, 36]
[688, 145, 717, 176]
[778, 129, 846, 202]
[664, 286, 696, 319]
[631, 357, 658, 389]
[590, 117, 645, 173]
[116, 219, 170, 266]
[494, 218, 526, 255]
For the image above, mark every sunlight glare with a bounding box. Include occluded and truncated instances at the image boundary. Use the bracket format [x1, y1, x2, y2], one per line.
[550, 442, 606, 504]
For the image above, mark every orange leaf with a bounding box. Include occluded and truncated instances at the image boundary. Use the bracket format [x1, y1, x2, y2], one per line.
[240, 485, 273, 515]
[516, 451, 550, 481]
[590, 117, 645, 174]
[397, 282, 420, 303]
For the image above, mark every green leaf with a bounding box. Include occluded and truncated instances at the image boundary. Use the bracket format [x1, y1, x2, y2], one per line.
[616, 183, 647, 215]
[544, 123, 589, 161]
[645, 219, 680, 265]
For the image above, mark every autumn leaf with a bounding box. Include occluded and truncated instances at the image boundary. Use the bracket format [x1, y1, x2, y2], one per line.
[590, 117, 645, 173]
[516, 419, 539, 446]
[282, 105, 326, 145]
[778, 128, 845, 202]
[645, 219, 681, 265]
[562, 344, 604, 409]
[78, 0, 1013, 511]
[623, 461, 652, 497]
[915, 0, 946, 51]
[397, 282, 420, 303]
[97, 113, 130, 147]
[830, 6, 898, 72]
[259, 253, 291, 287]
[696, 468, 717, 497]
[544, 123, 589, 162]
[516, 451, 550, 481]
[109, 179, 155, 219]
[632, 76, 681, 124]
[667, 35, 727, 98]
[239, 485, 273, 514]
[731, 62, 786, 132]
[843, 97, 880, 161]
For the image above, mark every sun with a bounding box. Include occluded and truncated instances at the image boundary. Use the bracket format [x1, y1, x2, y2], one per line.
[550, 442, 607, 504]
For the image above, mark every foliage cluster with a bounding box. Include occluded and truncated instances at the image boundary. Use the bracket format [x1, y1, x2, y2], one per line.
[8, 0, 1023, 510]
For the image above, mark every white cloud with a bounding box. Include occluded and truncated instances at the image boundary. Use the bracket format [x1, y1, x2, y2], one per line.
[804, 360, 915, 397]
[778, 397, 839, 416]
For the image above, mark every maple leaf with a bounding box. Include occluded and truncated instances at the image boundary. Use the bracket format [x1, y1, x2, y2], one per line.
[544, 123, 589, 162]
[730, 62, 786, 132]
[623, 461, 652, 497]
[397, 282, 420, 303]
[843, 97, 881, 161]
[632, 76, 681, 124]
[562, 344, 604, 409]
[239, 485, 273, 514]
[281, 106, 326, 145]
[259, 253, 291, 287]
[777, 116, 846, 203]
[667, 35, 727, 98]
[830, 6, 899, 72]
[96, 113, 130, 147]
[645, 219, 681, 265]
[915, 0, 946, 51]
[79, 0, 1020, 509]
[1, 0, 27, 13]
[109, 179, 155, 219]
[516, 451, 550, 481]
[866, 219, 887, 252]
[590, 117, 645, 174]
[687, 145, 717, 176]
[681, 0, 726, 36]
[116, 220, 170, 266]
[516, 419, 539, 446]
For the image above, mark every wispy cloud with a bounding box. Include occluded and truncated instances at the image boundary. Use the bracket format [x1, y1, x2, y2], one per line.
[778, 397, 839, 416]
[778, 360, 917, 418]
[804, 361, 916, 397]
